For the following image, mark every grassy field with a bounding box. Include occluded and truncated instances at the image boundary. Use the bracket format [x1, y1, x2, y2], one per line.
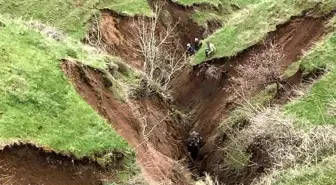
[1, 0, 336, 184]
[285, 20, 336, 126]
[0, 0, 152, 38]
[176, 0, 257, 7]
[265, 155, 336, 185]
[177, 0, 261, 26]
[192, 0, 336, 65]
[175, 0, 222, 6]
[0, 15, 131, 157]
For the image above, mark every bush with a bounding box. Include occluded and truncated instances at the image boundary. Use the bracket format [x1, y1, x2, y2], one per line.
[232, 44, 284, 92]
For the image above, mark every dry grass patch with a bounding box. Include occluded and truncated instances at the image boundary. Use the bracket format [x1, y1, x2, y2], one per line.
[217, 105, 336, 183]
[232, 44, 284, 94]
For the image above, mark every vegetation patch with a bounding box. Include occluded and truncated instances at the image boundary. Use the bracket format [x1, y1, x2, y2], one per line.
[257, 155, 336, 185]
[178, 0, 262, 27]
[176, 0, 258, 7]
[285, 26, 336, 126]
[175, 0, 221, 7]
[0, 15, 131, 157]
[0, 0, 152, 38]
[193, 0, 336, 64]
[1, 0, 336, 184]
[218, 106, 336, 184]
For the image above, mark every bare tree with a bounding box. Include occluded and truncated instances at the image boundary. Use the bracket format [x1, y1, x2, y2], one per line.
[232, 44, 284, 93]
[85, 13, 104, 51]
[132, 3, 187, 100]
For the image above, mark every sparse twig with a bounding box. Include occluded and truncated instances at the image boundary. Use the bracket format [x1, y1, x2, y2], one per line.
[85, 13, 104, 51]
[232, 43, 284, 94]
[132, 3, 186, 100]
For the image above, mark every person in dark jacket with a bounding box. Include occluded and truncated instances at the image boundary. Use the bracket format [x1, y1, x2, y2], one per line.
[186, 43, 196, 56]
[186, 131, 203, 160]
[194, 38, 202, 51]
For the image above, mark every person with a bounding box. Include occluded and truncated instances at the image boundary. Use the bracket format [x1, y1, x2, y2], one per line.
[194, 38, 202, 51]
[186, 43, 196, 56]
[205, 41, 216, 57]
[186, 131, 203, 160]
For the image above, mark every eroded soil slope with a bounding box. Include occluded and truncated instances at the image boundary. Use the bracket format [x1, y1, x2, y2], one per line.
[0, 144, 110, 185]
[89, 0, 205, 69]
[63, 1, 209, 183]
[61, 60, 193, 184]
[174, 14, 328, 142]
[65, 3, 335, 185]
[188, 15, 333, 184]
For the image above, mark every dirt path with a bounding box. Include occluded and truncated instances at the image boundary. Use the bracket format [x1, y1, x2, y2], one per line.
[0, 144, 111, 185]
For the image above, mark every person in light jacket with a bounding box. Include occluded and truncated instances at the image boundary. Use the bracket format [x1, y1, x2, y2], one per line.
[205, 41, 216, 57]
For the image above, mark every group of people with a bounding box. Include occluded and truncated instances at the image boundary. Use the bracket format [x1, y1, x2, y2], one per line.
[186, 38, 216, 58]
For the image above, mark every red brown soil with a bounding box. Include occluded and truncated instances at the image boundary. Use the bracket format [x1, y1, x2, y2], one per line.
[178, 15, 331, 184]
[173, 15, 328, 141]
[94, 10, 143, 69]
[0, 144, 111, 185]
[0, 1, 331, 185]
[89, 0, 205, 70]
[66, 4, 334, 185]
[61, 61, 193, 184]
[75, 2, 209, 183]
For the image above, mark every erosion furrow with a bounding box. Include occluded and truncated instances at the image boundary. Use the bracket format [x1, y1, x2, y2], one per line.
[0, 144, 110, 185]
[63, 4, 335, 185]
[186, 14, 335, 184]
[174, 14, 331, 140]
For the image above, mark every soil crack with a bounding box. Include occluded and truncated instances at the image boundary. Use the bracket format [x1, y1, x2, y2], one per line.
[63, 5, 335, 185]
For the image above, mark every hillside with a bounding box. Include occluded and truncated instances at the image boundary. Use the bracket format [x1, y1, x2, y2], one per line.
[0, 0, 335, 185]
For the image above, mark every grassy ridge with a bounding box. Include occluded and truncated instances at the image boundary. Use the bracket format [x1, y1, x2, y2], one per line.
[0, 16, 130, 157]
[178, 0, 262, 26]
[175, 0, 221, 6]
[264, 18, 336, 185]
[285, 20, 336, 126]
[215, 16, 336, 185]
[192, 0, 336, 65]
[176, 0, 257, 7]
[0, 0, 152, 38]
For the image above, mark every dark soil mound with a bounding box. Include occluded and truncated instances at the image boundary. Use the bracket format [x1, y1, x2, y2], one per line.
[0, 144, 111, 185]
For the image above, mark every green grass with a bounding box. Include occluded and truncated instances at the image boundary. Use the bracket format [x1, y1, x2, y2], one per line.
[0, 0, 152, 38]
[175, 0, 258, 7]
[270, 155, 336, 185]
[174, 0, 221, 6]
[192, 9, 230, 25]
[285, 28, 336, 126]
[192, 0, 336, 65]
[178, 0, 262, 27]
[0, 15, 131, 157]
